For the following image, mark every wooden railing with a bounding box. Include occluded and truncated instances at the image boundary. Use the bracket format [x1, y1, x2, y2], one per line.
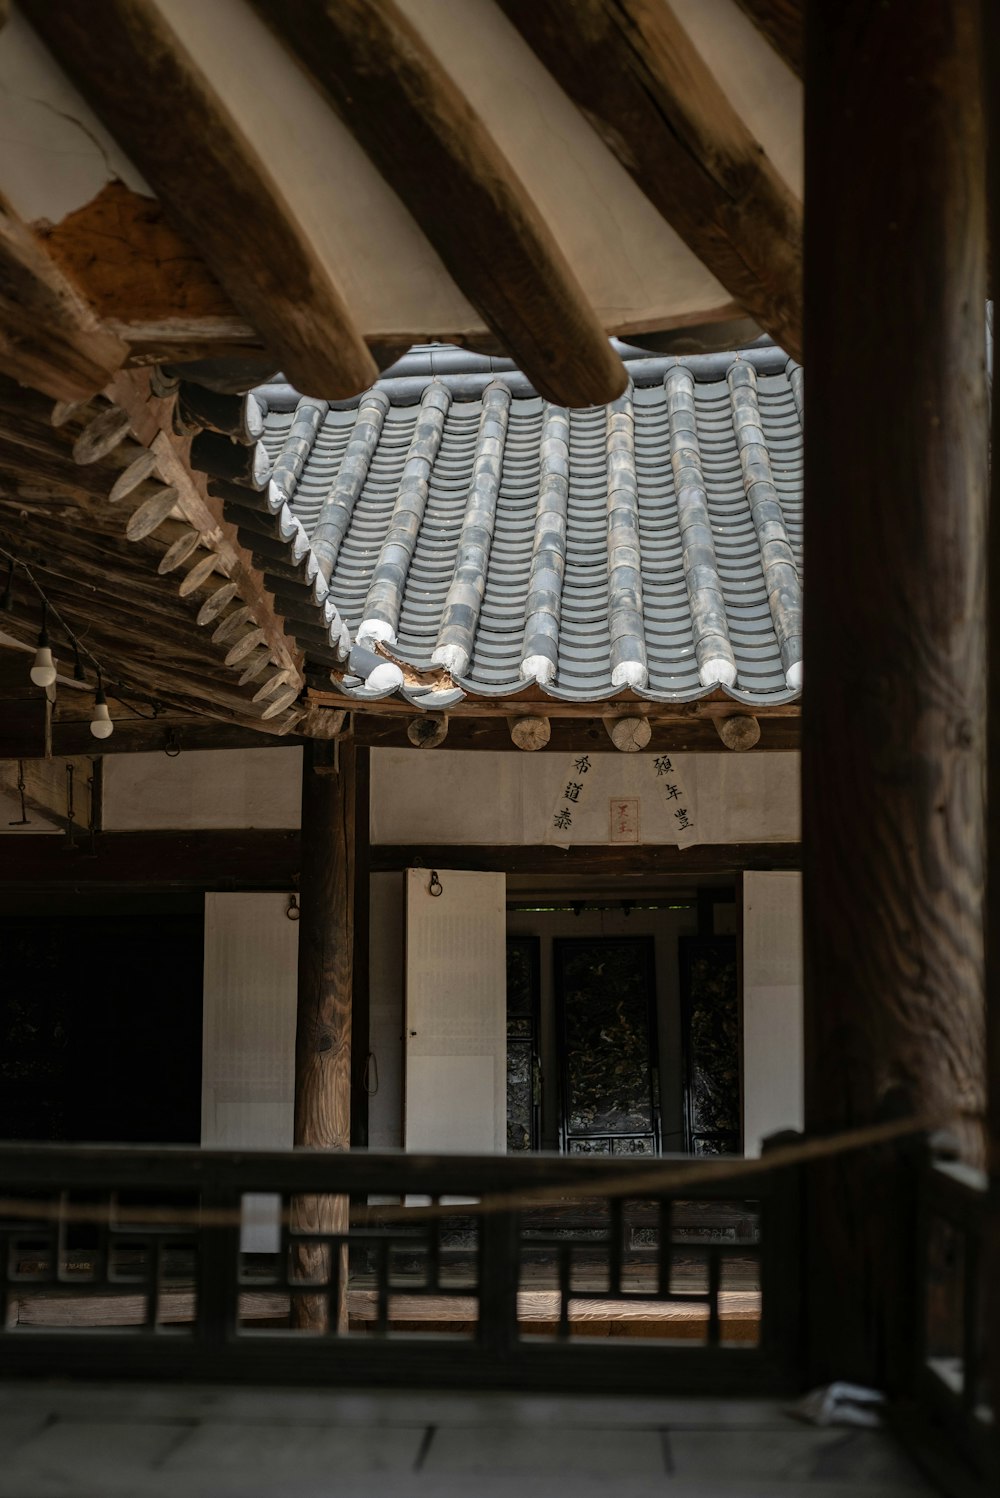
[0, 1142, 801, 1393]
[917, 1157, 995, 1480]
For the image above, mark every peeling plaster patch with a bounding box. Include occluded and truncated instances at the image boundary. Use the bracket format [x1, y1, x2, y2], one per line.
[0, 6, 148, 222]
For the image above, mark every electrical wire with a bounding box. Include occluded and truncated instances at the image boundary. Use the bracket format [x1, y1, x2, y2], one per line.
[0, 543, 170, 720]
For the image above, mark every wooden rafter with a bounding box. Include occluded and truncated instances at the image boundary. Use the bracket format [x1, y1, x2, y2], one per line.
[250, 0, 628, 408]
[0, 195, 127, 402]
[498, 0, 803, 359]
[20, 0, 377, 400]
[734, 0, 803, 79]
[0, 372, 303, 732]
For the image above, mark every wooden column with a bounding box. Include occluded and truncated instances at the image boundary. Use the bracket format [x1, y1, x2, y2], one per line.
[802, 0, 987, 1388]
[291, 738, 355, 1331]
[985, 0, 1000, 1438]
[350, 747, 372, 1149]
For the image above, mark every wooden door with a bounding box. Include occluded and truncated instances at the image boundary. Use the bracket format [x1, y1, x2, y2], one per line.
[202, 892, 298, 1249]
[403, 869, 506, 1153]
[554, 936, 660, 1155]
[742, 871, 803, 1156]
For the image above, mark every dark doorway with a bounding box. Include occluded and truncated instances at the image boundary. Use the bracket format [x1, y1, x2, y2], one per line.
[554, 936, 660, 1155]
[678, 933, 740, 1154]
[0, 909, 203, 1144]
[506, 935, 541, 1152]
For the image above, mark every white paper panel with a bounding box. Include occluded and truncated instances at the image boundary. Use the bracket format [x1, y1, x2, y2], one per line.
[105, 748, 301, 829]
[742, 871, 803, 1156]
[404, 869, 506, 1153]
[370, 750, 800, 846]
[202, 892, 299, 1249]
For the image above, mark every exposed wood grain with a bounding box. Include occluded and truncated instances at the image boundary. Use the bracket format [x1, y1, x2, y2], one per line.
[106, 369, 304, 688]
[802, 0, 987, 1391]
[406, 715, 449, 749]
[251, 0, 627, 408]
[22, 0, 376, 399]
[714, 715, 761, 751]
[984, 0, 1000, 1436]
[510, 716, 551, 751]
[734, 0, 803, 77]
[11, 1285, 759, 1339]
[605, 716, 652, 753]
[0, 196, 127, 400]
[353, 712, 801, 754]
[351, 747, 372, 1149]
[0, 368, 302, 724]
[499, 0, 803, 359]
[292, 740, 356, 1330]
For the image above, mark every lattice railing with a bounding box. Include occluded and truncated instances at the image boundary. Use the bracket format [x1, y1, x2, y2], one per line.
[0, 1143, 800, 1392]
[918, 1158, 995, 1478]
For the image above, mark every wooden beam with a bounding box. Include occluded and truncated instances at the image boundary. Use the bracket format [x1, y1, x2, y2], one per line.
[21, 0, 376, 400]
[0, 825, 798, 885]
[0, 195, 127, 401]
[498, 0, 802, 359]
[292, 740, 355, 1331]
[369, 842, 800, 876]
[713, 715, 762, 752]
[311, 683, 801, 724]
[802, 0, 986, 1390]
[733, 0, 803, 78]
[353, 713, 800, 754]
[250, 0, 627, 408]
[0, 829, 300, 888]
[0, 719, 302, 759]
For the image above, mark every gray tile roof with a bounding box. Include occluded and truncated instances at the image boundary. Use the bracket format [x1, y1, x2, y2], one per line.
[215, 346, 803, 711]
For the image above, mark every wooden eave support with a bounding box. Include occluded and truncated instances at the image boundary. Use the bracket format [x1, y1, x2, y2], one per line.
[713, 714, 761, 752]
[0, 196, 127, 401]
[509, 715, 551, 751]
[21, 0, 377, 399]
[250, 0, 627, 408]
[604, 715, 652, 752]
[499, 0, 803, 360]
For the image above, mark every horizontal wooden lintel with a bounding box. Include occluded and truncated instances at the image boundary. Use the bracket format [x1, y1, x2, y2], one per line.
[370, 843, 801, 876]
[0, 828, 799, 887]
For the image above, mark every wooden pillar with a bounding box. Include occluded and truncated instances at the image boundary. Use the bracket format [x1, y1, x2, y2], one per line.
[291, 737, 355, 1331]
[802, 0, 987, 1388]
[985, 0, 1000, 1438]
[350, 747, 371, 1148]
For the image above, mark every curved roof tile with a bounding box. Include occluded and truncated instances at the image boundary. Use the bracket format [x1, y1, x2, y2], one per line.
[218, 346, 804, 710]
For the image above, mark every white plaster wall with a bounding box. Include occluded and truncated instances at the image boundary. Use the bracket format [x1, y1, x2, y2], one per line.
[104, 748, 302, 829]
[742, 871, 804, 1156]
[370, 750, 800, 846]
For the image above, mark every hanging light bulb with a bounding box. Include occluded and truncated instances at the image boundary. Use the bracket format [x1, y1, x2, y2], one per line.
[29, 607, 57, 688]
[89, 675, 114, 740]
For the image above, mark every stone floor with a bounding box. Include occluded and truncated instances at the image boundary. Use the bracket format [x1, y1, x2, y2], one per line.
[0, 1382, 942, 1498]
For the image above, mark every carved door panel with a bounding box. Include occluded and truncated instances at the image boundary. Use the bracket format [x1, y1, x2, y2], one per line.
[554, 936, 660, 1156]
